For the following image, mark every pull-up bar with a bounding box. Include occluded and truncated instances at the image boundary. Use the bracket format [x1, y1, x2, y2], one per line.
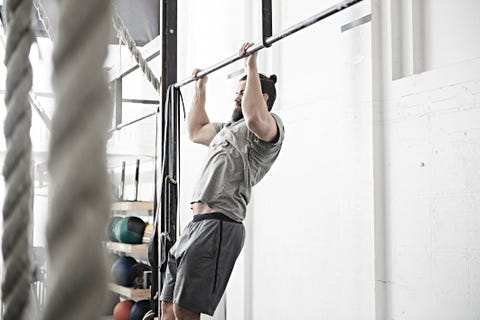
[174, 0, 364, 88]
[110, 0, 363, 134]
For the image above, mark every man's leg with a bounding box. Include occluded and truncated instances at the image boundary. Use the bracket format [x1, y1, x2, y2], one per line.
[173, 304, 200, 320]
[161, 301, 175, 320]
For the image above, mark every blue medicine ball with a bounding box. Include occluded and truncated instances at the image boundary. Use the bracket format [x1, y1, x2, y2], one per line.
[108, 216, 122, 241]
[113, 216, 147, 244]
[111, 256, 137, 286]
[130, 300, 151, 320]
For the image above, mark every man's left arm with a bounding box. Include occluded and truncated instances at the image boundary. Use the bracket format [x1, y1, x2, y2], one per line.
[240, 43, 278, 143]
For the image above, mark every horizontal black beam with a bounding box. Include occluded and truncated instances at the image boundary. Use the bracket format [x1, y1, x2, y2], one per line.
[174, 0, 363, 88]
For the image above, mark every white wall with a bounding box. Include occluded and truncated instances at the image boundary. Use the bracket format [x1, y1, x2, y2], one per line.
[373, 0, 480, 319]
[176, 2, 253, 319]
[178, 0, 480, 319]
[177, 0, 375, 319]
[249, 1, 375, 319]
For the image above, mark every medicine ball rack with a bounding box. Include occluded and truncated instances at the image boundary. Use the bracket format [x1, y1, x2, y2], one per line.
[108, 283, 150, 300]
[111, 201, 155, 212]
[106, 200, 154, 300]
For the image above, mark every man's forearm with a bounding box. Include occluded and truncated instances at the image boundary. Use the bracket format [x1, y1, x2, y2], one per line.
[187, 86, 210, 137]
[243, 65, 269, 123]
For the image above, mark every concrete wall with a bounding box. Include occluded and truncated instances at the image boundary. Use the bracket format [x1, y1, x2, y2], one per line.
[246, 1, 375, 319]
[177, 0, 375, 319]
[373, 0, 480, 319]
[177, 0, 480, 319]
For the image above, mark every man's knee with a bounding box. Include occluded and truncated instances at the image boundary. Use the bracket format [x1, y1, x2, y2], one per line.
[161, 301, 174, 320]
[173, 304, 200, 320]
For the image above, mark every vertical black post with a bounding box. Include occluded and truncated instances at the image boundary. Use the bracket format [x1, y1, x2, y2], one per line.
[155, 0, 177, 317]
[114, 79, 123, 127]
[262, 0, 273, 46]
[134, 159, 140, 201]
[120, 161, 125, 200]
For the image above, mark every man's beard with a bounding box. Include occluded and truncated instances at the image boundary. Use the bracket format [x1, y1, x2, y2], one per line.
[231, 105, 243, 122]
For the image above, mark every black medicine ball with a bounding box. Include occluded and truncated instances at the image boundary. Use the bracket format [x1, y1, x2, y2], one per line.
[111, 256, 137, 286]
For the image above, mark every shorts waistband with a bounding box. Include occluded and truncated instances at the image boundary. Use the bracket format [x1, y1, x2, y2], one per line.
[193, 213, 241, 224]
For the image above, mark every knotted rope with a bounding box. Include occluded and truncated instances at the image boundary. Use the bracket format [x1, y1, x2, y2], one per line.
[111, 9, 161, 93]
[41, 0, 113, 319]
[1, 1, 52, 131]
[1, 0, 34, 318]
[32, 1, 161, 93]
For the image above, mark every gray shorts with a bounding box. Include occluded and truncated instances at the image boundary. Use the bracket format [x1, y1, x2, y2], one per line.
[160, 213, 245, 316]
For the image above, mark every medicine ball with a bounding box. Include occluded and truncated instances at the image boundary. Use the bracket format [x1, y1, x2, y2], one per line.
[130, 300, 150, 320]
[109, 216, 122, 241]
[106, 253, 120, 270]
[113, 300, 134, 320]
[111, 256, 137, 286]
[131, 263, 152, 289]
[114, 216, 146, 244]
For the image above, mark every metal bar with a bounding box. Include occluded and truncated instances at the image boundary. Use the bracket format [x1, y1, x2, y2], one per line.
[120, 161, 126, 200]
[341, 13, 371, 32]
[7, 90, 159, 105]
[122, 98, 160, 105]
[262, 0, 273, 46]
[134, 159, 140, 201]
[161, 1, 178, 105]
[107, 35, 161, 82]
[108, 110, 158, 133]
[156, 0, 178, 317]
[28, 91, 54, 98]
[114, 79, 123, 127]
[174, 43, 264, 88]
[29, 92, 52, 130]
[265, 0, 363, 44]
[174, 0, 363, 88]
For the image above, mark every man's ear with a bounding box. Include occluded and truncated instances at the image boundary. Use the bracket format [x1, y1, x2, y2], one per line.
[262, 93, 269, 104]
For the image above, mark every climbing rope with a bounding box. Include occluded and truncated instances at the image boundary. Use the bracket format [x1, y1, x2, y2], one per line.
[1, 2, 52, 131]
[111, 9, 162, 93]
[32, 1, 161, 94]
[1, 0, 34, 318]
[42, 0, 113, 319]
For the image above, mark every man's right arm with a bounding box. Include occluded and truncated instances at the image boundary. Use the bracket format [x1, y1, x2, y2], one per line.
[187, 69, 217, 146]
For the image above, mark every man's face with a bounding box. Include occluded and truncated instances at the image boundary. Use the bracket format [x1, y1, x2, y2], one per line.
[232, 80, 246, 122]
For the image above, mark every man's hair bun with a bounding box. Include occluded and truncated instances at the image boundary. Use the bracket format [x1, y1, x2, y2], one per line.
[269, 74, 277, 84]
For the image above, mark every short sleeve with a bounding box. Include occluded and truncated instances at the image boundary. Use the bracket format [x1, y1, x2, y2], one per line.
[247, 113, 285, 182]
[212, 122, 226, 133]
[248, 113, 284, 150]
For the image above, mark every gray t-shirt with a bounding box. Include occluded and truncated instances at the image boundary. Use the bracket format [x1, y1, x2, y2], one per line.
[191, 113, 285, 222]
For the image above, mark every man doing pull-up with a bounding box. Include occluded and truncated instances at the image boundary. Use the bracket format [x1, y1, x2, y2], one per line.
[160, 42, 285, 320]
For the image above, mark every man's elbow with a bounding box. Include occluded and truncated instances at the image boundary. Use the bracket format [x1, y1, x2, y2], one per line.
[188, 130, 210, 146]
[188, 130, 201, 143]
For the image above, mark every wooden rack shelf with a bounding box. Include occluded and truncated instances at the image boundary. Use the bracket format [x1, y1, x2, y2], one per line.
[108, 283, 150, 299]
[111, 201, 154, 211]
[105, 241, 149, 254]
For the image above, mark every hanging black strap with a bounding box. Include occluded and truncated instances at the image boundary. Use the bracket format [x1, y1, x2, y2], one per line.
[149, 84, 185, 314]
[148, 105, 161, 310]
